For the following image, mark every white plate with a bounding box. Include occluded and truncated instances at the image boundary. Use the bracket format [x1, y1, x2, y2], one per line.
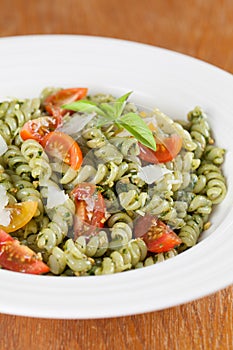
[0, 35, 233, 319]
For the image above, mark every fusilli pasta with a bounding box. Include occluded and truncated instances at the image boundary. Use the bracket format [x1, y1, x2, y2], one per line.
[0, 88, 227, 277]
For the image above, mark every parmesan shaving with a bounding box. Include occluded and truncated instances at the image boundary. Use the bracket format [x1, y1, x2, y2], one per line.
[46, 183, 69, 209]
[0, 135, 8, 156]
[138, 164, 172, 184]
[58, 112, 95, 135]
[0, 184, 11, 226]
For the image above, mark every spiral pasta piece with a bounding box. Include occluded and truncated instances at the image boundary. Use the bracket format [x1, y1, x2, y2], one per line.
[135, 249, 178, 268]
[0, 165, 14, 191]
[178, 214, 204, 248]
[165, 151, 200, 191]
[0, 165, 13, 191]
[188, 194, 212, 215]
[75, 230, 109, 257]
[48, 246, 67, 275]
[173, 201, 188, 219]
[153, 108, 197, 151]
[197, 163, 227, 204]
[107, 212, 133, 227]
[21, 139, 52, 181]
[49, 231, 108, 275]
[94, 238, 148, 275]
[94, 144, 123, 165]
[142, 185, 186, 229]
[48, 239, 94, 275]
[189, 174, 207, 194]
[36, 196, 75, 252]
[108, 136, 140, 161]
[81, 121, 108, 148]
[10, 174, 44, 217]
[81, 122, 124, 162]
[96, 254, 131, 274]
[62, 161, 130, 189]
[119, 190, 148, 211]
[142, 192, 171, 214]
[86, 93, 115, 104]
[63, 239, 93, 273]
[3, 145, 32, 180]
[187, 106, 213, 158]
[203, 145, 225, 166]
[0, 98, 41, 145]
[108, 222, 133, 250]
[0, 165, 18, 204]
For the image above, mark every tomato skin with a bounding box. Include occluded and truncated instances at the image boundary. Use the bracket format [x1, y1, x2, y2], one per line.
[0, 230, 49, 274]
[71, 183, 96, 200]
[42, 131, 83, 171]
[134, 214, 182, 253]
[45, 87, 88, 117]
[20, 115, 62, 143]
[71, 183, 106, 239]
[139, 134, 182, 163]
[0, 229, 13, 243]
[0, 202, 38, 233]
[91, 192, 106, 228]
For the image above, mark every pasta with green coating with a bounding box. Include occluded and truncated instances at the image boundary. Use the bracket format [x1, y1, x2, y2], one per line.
[0, 88, 227, 277]
[0, 98, 41, 145]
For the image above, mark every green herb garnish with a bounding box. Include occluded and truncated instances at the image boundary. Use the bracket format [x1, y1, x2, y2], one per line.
[62, 92, 156, 151]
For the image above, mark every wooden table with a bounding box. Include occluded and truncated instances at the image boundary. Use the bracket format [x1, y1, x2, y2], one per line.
[0, 1, 232, 349]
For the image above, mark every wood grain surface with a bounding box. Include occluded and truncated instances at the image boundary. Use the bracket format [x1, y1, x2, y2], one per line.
[0, 1, 233, 349]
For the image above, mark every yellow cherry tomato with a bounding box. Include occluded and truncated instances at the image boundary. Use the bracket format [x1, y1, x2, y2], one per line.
[0, 201, 38, 233]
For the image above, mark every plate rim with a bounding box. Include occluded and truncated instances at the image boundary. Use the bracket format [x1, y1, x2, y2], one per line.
[0, 34, 232, 319]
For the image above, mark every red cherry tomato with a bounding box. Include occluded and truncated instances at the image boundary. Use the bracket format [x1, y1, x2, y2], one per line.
[42, 131, 83, 171]
[45, 87, 88, 117]
[139, 134, 182, 163]
[71, 183, 107, 239]
[0, 229, 49, 274]
[20, 115, 62, 143]
[134, 214, 182, 253]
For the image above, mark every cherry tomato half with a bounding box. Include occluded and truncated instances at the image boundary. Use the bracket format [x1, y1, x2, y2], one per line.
[71, 183, 107, 239]
[139, 134, 182, 163]
[42, 131, 83, 171]
[0, 229, 49, 274]
[45, 87, 88, 117]
[0, 201, 38, 233]
[134, 214, 182, 253]
[20, 115, 62, 143]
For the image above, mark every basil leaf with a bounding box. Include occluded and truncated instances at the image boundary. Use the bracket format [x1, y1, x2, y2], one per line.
[96, 115, 115, 127]
[99, 102, 115, 117]
[99, 91, 132, 120]
[116, 91, 133, 104]
[62, 100, 106, 116]
[114, 91, 132, 118]
[117, 112, 156, 151]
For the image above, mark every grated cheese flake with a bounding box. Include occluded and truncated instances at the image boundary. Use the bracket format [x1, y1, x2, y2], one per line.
[138, 164, 173, 184]
[58, 112, 95, 135]
[46, 183, 69, 209]
[0, 185, 11, 226]
[0, 135, 8, 156]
